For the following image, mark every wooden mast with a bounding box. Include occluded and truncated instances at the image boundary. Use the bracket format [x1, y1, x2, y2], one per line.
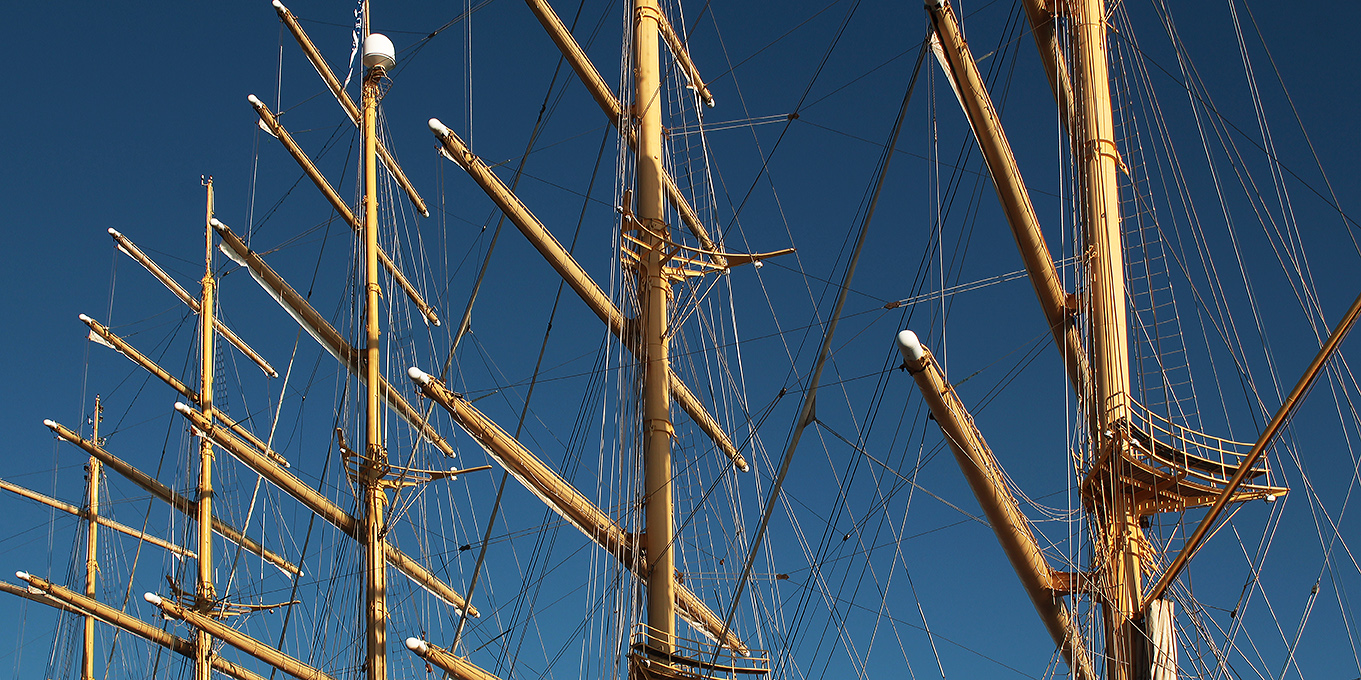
[195, 177, 218, 680]
[634, 0, 676, 659]
[81, 396, 102, 680]
[361, 23, 391, 680]
[1070, 2, 1144, 677]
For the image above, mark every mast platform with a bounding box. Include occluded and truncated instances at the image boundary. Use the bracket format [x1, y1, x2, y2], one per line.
[1084, 398, 1288, 514]
[628, 625, 769, 680]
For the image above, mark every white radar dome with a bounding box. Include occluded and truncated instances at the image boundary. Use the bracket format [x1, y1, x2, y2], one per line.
[363, 34, 396, 70]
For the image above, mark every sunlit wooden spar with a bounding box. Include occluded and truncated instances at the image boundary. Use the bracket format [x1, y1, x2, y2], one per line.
[193, 181, 218, 680]
[1070, 0, 1148, 674]
[106, 228, 278, 378]
[0, 477, 196, 560]
[42, 419, 302, 577]
[917, 0, 1320, 677]
[1143, 286, 1361, 607]
[80, 313, 292, 468]
[427, 121, 759, 473]
[403, 637, 502, 680]
[922, 0, 1155, 675]
[896, 332, 1096, 680]
[144, 592, 335, 680]
[81, 397, 102, 680]
[10, 574, 266, 680]
[522, 0, 724, 263]
[407, 367, 750, 655]
[271, 0, 429, 219]
[427, 0, 798, 670]
[13, 0, 1348, 677]
[247, 95, 442, 327]
[925, 0, 1090, 403]
[1016, 0, 1076, 133]
[173, 402, 477, 617]
[633, 0, 680, 660]
[358, 41, 392, 680]
[211, 218, 458, 460]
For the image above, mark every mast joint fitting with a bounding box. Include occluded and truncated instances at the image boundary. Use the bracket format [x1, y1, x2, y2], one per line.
[644, 418, 675, 438]
[1083, 137, 1127, 174]
[634, 5, 664, 27]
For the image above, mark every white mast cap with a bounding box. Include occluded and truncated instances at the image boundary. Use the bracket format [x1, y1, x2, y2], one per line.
[896, 330, 926, 363]
[363, 34, 396, 70]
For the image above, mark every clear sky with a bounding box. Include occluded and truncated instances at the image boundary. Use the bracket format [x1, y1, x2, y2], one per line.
[3, 1, 1361, 679]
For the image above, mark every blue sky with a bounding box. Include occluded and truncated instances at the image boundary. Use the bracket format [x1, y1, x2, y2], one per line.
[3, 1, 1361, 678]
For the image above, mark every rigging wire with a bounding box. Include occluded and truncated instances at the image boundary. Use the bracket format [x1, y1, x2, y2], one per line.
[710, 31, 927, 675]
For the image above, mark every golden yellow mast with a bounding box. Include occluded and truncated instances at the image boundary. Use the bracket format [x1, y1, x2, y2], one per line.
[360, 27, 393, 680]
[633, 0, 676, 659]
[81, 396, 102, 680]
[195, 177, 218, 680]
[1070, 2, 1143, 677]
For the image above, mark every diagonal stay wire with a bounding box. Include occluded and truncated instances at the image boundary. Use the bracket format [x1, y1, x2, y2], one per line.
[812, 417, 989, 529]
[386, 2, 598, 641]
[705, 34, 928, 670]
[450, 125, 614, 651]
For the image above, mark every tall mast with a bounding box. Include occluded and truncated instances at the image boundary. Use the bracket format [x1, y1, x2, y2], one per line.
[1071, 1, 1144, 677]
[195, 177, 217, 680]
[361, 31, 393, 680]
[82, 396, 103, 680]
[634, 0, 676, 658]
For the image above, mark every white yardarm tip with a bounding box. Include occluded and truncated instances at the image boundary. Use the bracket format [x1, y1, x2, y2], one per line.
[428, 118, 450, 138]
[173, 402, 193, 415]
[209, 218, 225, 230]
[15, 571, 29, 581]
[79, 313, 94, 323]
[143, 592, 163, 606]
[896, 330, 925, 363]
[272, 0, 285, 9]
[107, 227, 122, 237]
[247, 94, 263, 107]
[407, 367, 432, 385]
[739, 462, 751, 473]
[42, 420, 56, 429]
[405, 637, 429, 653]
